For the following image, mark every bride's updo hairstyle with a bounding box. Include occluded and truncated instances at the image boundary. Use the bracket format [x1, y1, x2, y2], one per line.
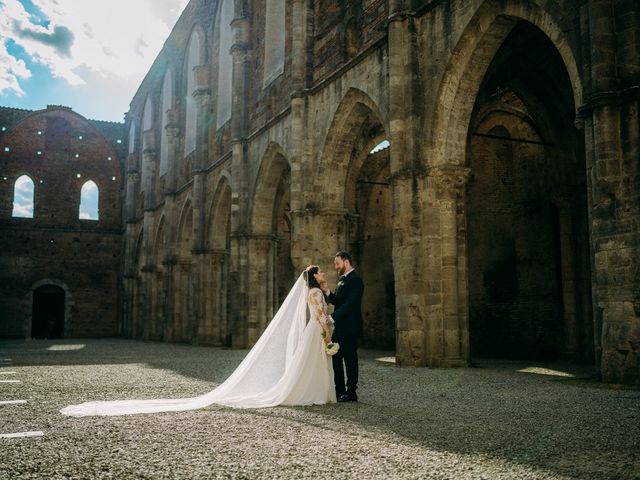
[304, 266, 321, 289]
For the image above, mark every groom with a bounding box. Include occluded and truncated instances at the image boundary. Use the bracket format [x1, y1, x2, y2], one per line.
[322, 251, 364, 402]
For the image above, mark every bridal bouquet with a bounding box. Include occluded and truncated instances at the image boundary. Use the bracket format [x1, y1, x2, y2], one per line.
[325, 342, 340, 356]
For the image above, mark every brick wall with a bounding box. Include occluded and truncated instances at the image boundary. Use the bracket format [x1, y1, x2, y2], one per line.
[0, 106, 124, 338]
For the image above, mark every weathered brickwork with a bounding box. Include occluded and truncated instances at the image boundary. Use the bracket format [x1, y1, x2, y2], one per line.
[0, 106, 125, 339]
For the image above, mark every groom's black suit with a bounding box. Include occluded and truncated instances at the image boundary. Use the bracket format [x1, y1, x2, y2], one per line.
[326, 270, 364, 399]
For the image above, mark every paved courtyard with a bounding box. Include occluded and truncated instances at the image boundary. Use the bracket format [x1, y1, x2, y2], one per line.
[0, 339, 638, 479]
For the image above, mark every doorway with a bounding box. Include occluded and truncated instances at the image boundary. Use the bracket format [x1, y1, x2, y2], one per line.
[32, 284, 66, 339]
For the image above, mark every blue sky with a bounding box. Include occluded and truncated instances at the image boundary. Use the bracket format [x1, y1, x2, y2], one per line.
[11, 175, 100, 220]
[0, 0, 188, 122]
[12, 174, 34, 217]
[79, 180, 98, 220]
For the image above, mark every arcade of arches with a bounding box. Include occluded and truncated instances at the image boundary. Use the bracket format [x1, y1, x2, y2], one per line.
[121, 0, 639, 384]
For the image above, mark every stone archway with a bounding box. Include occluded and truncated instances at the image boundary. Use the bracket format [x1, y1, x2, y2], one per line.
[249, 144, 294, 342]
[420, 2, 588, 368]
[351, 143, 394, 349]
[318, 89, 395, 350]
[429, 0, 583, 168]
[203, 175, 232, 345]
[173, 199, 194, 342]
[465, 21, 592, 361]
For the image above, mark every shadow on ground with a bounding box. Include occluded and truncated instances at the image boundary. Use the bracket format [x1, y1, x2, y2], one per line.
[1, 338, 638, 479]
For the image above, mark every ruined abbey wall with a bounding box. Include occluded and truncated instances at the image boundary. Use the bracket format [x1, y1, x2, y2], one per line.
[117, 0, 638, 384]
[0, 106, 125, 339]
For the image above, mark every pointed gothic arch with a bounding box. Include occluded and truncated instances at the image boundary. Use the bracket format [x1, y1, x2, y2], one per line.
[79, 180, 99, 221]
[216, 0, 233, 129]
[184, 26, 206, 156]
[317, 88, 389, 209]
[429, 0, 583, 168]
[12, 174, 35, 218]
[160, 69, 174, 176]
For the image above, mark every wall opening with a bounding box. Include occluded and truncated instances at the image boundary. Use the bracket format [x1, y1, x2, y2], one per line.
[466, 21, 592, 361]
[31, 284, 65, 339]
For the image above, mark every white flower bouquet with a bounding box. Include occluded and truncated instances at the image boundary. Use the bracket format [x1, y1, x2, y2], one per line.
[325, 342, 340, 356]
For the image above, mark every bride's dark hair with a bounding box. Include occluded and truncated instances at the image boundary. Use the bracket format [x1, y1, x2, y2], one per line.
[304, 266, 321, 289]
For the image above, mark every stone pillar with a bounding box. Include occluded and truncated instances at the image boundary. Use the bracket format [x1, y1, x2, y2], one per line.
[122, 153, 139, 338]
[163, 109, 180, 195]
[190, 72, 211, 344]
[227, 8, 253, 348]
[583, 0, 640, 384]
[139, 127, 156, 340]
[199, 250, 229, 345]
[162, 255, 176, 342]
[555, 196, 580, 359]
[391, 170, 428, 366]
[424, 165, 470, 367]
[291, 208, 350, 275]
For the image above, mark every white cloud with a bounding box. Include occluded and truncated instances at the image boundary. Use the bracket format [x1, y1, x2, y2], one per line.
[0, 41, 31, 95]
[12, 174, 34, 218]
[79, 180, 99, 220]
[0, 0, 189, 100]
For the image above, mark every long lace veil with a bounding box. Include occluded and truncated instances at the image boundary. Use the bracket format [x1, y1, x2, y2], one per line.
[61, 273, 308, 416]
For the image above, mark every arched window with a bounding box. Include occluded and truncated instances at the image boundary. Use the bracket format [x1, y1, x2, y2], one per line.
[142, 95, 153, 149]
[185, 30, 202, 156]
[79, 180, 99, 221]
[128, 121, 137, 154]
[141, 95, 153, 190]
[160, 69, 173, 175]
[12, 175, 34, 218]
[263, 0, 285, 86]
[216, 0, 233, 129]
[369, 140, 390, 154]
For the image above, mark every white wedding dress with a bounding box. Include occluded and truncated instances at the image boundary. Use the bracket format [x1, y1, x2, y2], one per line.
[61, 275, 336, 416]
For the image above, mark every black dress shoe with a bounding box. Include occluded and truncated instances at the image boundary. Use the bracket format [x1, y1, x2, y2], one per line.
[337, 393, 357, 402]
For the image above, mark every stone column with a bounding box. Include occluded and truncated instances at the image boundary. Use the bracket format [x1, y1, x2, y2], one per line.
[190, 67, 211, 345]
[122, 158, 139, 339]
[199, 250, 229, 345]
[425, 165, 470, 367]
[290, 208, 350, 275]
[583, 0, 640, 384]
[162, 255, 176, 342]
[391, 169, 428, 366]
[387, 3, 426, 366]
[227, 9, 253, 347]
[163, 109, 180, 195]
[139, 131, 157, 341]
[554, 196, 580, 359]
[158, 113, 180, 343]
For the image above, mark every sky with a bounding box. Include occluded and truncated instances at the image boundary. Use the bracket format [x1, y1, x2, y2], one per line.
[12, 174, 99, 220]
[0, 0, 189, 123]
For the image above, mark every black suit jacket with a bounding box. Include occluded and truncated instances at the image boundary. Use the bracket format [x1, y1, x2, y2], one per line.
[327, 270, 364, 339]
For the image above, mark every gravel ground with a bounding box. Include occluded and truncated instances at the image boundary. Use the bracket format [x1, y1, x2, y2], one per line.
[0, 339, 638, 480]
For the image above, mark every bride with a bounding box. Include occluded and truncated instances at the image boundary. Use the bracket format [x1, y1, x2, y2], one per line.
[61, 266, 337, 416]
